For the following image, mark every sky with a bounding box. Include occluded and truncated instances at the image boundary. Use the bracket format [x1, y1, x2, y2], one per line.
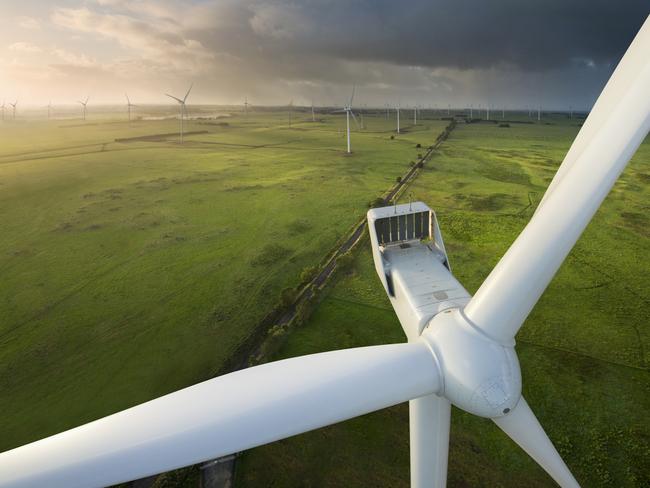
[0, 1, 648, 109]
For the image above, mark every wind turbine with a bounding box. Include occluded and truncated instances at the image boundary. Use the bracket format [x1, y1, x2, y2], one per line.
[413, 106, 417, 125]
[1, 101, 5, 121]
[396, 104, 400, 133]
[46, 101, 52, 120]
[244, 97, 250, 116]
[10, 100, 17, 120]
[311, 100, 315, 122]
[0, 17, 648, 488]
[125, 94, 137, 123]
[165, 84, 193, 144]
[538, 105, 542, 121]
[77, 97, 88, 121]
[335, 85, 360, 154]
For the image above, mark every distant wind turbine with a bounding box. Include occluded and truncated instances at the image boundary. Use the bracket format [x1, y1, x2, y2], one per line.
[413, 106, 417, 125]
[538, 105, 541, 121]
[125, 94, 137, 123]
[47, 101, 52, 120]
[166, 84, 193, 144]
[396, 104, 400, 134]
[1, 101, 5, 121]
[10, 100, 17, 120]
[78, 97, 89, 121]
[311, 100, 315, 122]
[244, 97, 250, 116]
[335, 85, 360, 154]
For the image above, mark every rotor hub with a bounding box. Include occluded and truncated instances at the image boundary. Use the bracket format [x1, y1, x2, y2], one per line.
[420, 308, 521, 418]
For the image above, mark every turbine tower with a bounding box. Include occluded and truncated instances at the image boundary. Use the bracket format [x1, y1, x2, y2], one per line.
[244, 97, 250, 116]
[413, 106, 417, 125]
[338, 85, 360, 154]
[125, 94, 136, 123]
[77, 97, 89, 121]
[396, 104, 400, 134]
[47, 101, 52, 120]
[0, 17, 648, 488]
[165, 84, 193, 144]
[10, 100, 17, 120]
[311, 100, 315, 122]
[1, 101, 5, 121]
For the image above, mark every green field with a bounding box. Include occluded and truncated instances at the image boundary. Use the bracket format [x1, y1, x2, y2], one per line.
[0, 109, 447, 451]
[237, 120, 650, 487]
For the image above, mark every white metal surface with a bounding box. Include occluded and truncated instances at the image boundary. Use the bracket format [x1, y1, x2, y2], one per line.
[0, 343, 440, 488]
[422, 308, 521, 418]
[493, 397, 580, 488]
[409, 394, 450, 488]
[465, 16, 650, 343]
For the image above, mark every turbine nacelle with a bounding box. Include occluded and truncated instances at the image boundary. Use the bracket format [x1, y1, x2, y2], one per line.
[368, 202, 522, 419]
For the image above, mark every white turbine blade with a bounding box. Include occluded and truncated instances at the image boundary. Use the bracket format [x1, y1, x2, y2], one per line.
[464, 18, 650, 342]
[165, 94, 183, 104]
[349, 84, 356, 107]
[409, 394, 451, 488]
[493, 397, 579, 488]
[538, 17, 650, 210]
[183, 83, 193, 103]
[125, 93, 130, 105]
[350, 110, 361, 129]
[0, 342, 439, 488]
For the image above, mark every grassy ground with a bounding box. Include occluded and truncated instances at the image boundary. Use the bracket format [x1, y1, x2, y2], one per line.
[0, 109, 447, 451]
[237, 118, 650, 487]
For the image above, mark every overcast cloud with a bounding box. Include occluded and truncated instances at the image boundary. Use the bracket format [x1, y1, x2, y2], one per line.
[0, 0, 647, 109]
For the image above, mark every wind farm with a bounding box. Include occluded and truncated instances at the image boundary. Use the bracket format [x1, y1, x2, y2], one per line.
[0, 3, 649, 488]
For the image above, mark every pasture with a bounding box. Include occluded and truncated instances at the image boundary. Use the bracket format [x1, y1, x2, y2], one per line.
[0, 108, 447, 451]
[237, 119, 650, 487]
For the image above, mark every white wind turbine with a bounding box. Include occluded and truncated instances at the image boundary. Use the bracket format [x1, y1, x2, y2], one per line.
[311, 100, 315, 122]
[77, 97, 88, 121]
[244, 97, 251, 116]
[125, 94, 137, 123]
[166, 84, 193, 144]
[396, 104, 401, 133]
[0, 17, 649, 488]
[10, 100, 17, 120]
[334, 86, 360, 154]
[1, 101, 5, 121]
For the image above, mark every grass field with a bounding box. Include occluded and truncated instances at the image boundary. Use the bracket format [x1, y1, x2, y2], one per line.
[237, 119, 650, 487]
[0, 108, 448, 451]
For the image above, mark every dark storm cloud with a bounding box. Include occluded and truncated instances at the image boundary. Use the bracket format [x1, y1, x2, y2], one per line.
[191, 0, 648, 72]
